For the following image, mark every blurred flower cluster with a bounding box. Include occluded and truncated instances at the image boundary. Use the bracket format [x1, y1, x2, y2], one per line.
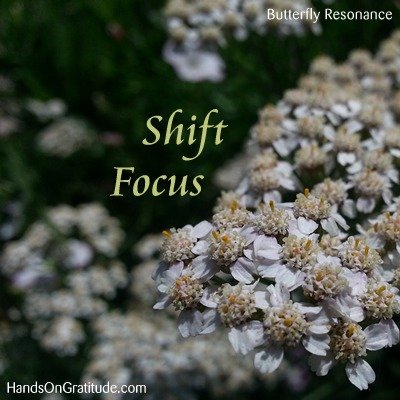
[155, 30, 400, 390]
[1, 203, 127, 355]
[2, 3, 400, 397]
[82, 232, 315, 400]
[163, 0, 325, 81]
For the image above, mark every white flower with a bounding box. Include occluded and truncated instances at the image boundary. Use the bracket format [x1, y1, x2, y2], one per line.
[154, 261, 218, 338]
[288, 190, 349, 237]
[324, 123, 362, 167]
[163, 41, 225, 82]
[192, 227, 257, 283]
[312, 178, 356, 219]
[62, 239, 93, 269]
[338, 237, 383, 275]
[160, 221, 212, 264]
[200, 281, 263, 354]
[349, 169, 392, 213]
[26, 98, 67, 122]
[237, 150, 296, 207]
[309, 320, 390, 390]
[302, 254, 348, 301]
[251, 284, 330, 374]
[251, 200, 290, 237]
[358, 279, 400, 321]
[253, 234, 319, 290]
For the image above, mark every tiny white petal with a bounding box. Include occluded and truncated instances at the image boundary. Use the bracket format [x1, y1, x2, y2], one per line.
[379, 319, 400, 347]
[345, 359, 375, 390]
[200, 286, 218, 308]
[200, 309, 220, 334]
[309, 354, 335, 376]
[254, 347, 284, 374]
[230, 258, 256, 284]
[365, 323, 388, 351]
[228, 321, 265, 355]
[303, 333, 330, 356]
[192, 240, 209, 255]
[192, 220, 212, 238]
[178, 310, 203, 338]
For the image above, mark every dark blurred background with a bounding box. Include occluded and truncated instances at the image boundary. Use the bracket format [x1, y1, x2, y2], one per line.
[1, 0, 400, 398]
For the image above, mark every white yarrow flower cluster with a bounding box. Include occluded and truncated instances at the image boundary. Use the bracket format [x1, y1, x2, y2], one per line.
[0, 203, 128, 356]
[155, 30, 400, 390]
[163, 0, 323, 81]
[37, 117, 96, 158]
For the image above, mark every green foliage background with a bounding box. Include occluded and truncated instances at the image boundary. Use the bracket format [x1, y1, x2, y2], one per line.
[1, 0, 400, 398]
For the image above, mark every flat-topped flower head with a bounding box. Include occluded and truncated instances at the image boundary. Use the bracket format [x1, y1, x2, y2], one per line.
[318, 234, 343, 257]
[376, 212, 400, 243]
[281, 235, 318, 270]
[393, 269, 400, 288]
[253, 201, 289, 236]
[334, 64, 357, 85]
[249, 169, 280, 193]
[192, 227, 256, 283]
[161, 228, 197, 263]
[155, 262, 211, 311]
[213, 191, 245, 213]
[299, 75, 320, 90]
[212, 201, 250, 230]
[362, 150, 393, 174]
[377, 39, 399, 62]
[209, 229, 246, 267]
[383, 127, 400, 154]
[359, 96, 385, 127]
[258, 104, 284, 125]
[309, 56, 335, 78]
[351, 169, 391, 213]
[290, 189, 348, 236]
[283, 88, 309, 107]
[169, 275, 204, 310]
[293, 189, 331, 221]
[264, 302, 309, 347]
[253, 284, 330, 374]
[216, 283, 257, 328]
[295, 144, 328, 171]
[154, 261, 217, 338]
[303, 263, 347, 301]
[251, 122, 281, 147]
[361, 280, 400, 320]
[339, 237, 382, 275]
[154, 29, 400, 391]
[308, 82, 339, 109]
[161, 220, 212, 264]
[348, 49, 373, 70]
[333, 128, 361, 154]
[312, 179, 348, 206]
[250, 149, 278, 170]
[164, 0, 193, 18]
[310, 319, 390, 390]
[330, 321, 367, 363]
[297, 116, 325, 139]
[200, 25, 223, 42]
